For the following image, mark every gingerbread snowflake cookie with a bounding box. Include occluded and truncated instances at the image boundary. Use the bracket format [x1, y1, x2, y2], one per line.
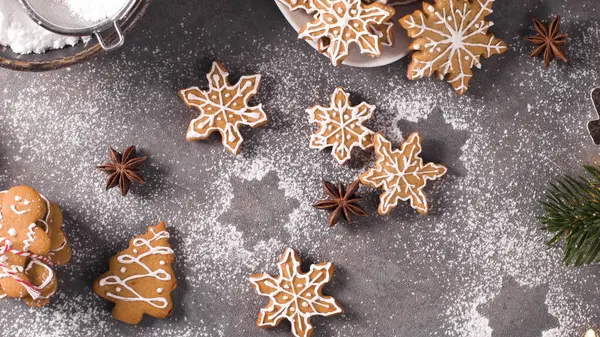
[0, 186, 71, 307]
[308, 87, 375, 164]
[359, 132, 447, 215]
[288, 0, 395, 66]
[93, 222, 176, 324]
[249, 248, 343, 337]
[179, 61, 268, 154]
[277, 0, 316, 12]
[399, 0, 507, 95]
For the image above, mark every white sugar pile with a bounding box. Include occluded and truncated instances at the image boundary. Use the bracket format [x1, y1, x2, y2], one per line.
[0, 0, 80, 54]
[65, 0, 128, 23]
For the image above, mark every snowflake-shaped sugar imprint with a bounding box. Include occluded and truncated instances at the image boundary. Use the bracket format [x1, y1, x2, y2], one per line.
[179, 61, 268, 154]
[399, 0, 507, 95]
[308, 87, 375, 164]
[359, 132, 447, 215]
[299, 0, 395, 66]
[249, 248, 343, 337]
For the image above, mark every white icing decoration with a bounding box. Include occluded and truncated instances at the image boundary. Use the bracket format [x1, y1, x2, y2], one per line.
[308, 87, 375, 165]
[275, 0, 316, 14]
[400, 0, 507, 94]
[24, 259, 54, 298]
[180, 61, 267, 154]
[359, 133, 447, 215]
[10, 205, 28, 215]
[249, 248, 343, 335]
[297, 0, 394, 66]
[22, 223, 38, 252]
[7, 228, 16, 237]
[157, 288, 163, 294]
[98, 228, 174, 309]
[120, 267, 126, 273]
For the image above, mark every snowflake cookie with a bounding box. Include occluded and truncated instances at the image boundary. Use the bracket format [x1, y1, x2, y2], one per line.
[179, 61, 268, 154]
[297, 0, 396, 66]
[399, 0, 507, 95]
[308, 87, 375, 164]
[359, 132, 447, 215]
[249, 248, 343, 337]
[277, 0, 316, 12]
[93, 222, 176, 324]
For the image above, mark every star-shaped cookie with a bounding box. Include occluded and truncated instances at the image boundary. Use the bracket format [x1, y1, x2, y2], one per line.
[249, 248, 343, 337]
[298, 0, 395, 66]
[359, 132, 447, 215]
[399, 0, 507, 95]
[179, 61, 268, 154]
[308, 87, 375, 164]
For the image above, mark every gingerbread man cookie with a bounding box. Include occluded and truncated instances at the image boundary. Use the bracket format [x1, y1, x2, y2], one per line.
[359, 132, 447, 215]
[0, 186, 70, 306]
[93, 222, 176, 324]
[249, 248, 343, 337]
[46, 201, 72, 266]
[399, 0, 507, 95]
[308, 87, 375, 164]
[179, 61, 268, 154]
[298, 0, 395, 66]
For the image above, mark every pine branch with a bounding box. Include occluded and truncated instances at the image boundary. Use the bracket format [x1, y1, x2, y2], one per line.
[539, 164, 600, 266]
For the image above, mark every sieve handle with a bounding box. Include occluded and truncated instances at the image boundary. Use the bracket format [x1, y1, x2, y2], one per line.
[95, 22, 125, 52]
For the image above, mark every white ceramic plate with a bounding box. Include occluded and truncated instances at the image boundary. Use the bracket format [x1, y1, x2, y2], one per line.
[275, 0, 422, 68]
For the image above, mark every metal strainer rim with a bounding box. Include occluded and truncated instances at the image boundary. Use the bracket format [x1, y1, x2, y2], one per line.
[17, 0, 139, 36]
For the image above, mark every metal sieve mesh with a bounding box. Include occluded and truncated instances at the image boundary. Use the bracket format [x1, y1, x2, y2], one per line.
[18, 0, 138, 50]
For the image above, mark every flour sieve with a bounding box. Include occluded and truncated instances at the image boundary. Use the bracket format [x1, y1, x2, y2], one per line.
[17, 0, 139, 51]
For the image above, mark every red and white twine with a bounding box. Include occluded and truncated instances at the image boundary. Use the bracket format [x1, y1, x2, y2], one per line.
[0, 237, 54, 299]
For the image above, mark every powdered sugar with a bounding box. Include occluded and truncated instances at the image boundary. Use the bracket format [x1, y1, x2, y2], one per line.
[0, 0, 80, 54]
[65, 0, 129, 23]
[0, 2, 599, 336]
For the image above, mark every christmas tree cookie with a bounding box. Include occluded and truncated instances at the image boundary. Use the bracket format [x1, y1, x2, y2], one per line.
[93, 222, 176, 324]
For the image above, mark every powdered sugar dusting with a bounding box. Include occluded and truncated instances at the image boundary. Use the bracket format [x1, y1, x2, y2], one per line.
[0, 1, 599, 336]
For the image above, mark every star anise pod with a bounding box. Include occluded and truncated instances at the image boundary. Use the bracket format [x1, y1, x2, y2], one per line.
[313, 180, 367, 226]
[525, 16, 568, 69]
[97, 146, 147, 196]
